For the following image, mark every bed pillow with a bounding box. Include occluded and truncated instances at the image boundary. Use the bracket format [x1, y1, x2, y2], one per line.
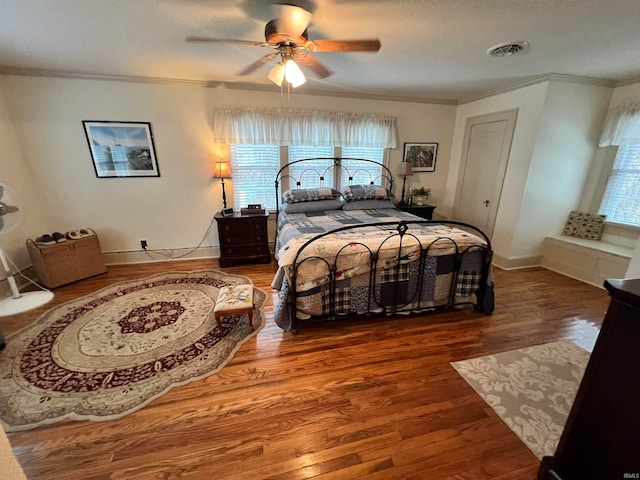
[342, 199, 395, 210]
[341, 184, 392, 202]
[282, 187, 342, 204]
[280, 198, 344, 214]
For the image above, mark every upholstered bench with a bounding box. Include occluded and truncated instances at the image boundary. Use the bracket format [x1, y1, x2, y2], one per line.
[214, 284, 255, 329]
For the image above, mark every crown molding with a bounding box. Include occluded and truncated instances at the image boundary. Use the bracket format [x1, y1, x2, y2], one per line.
[0, 66, 458, 105]
[0, 66, 625, 106]
[459, 73, 616, 105]
[613, 76, 640, 88]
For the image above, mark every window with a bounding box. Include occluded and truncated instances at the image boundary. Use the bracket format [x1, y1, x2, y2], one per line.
[217, 107, 395, 210]
[230, 144, 279, 210]
[287, 146, 334, 188]
[341, 147, 384, 187]
[599, 143, 640, 227]
[230, 145, 387, 209]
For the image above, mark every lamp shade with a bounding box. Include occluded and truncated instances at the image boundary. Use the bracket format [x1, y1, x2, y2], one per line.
[213, 161, 231, 179]
[284, 59, 306, 87]
[268, 62, 285, 87]
[400, 162, 413, 176]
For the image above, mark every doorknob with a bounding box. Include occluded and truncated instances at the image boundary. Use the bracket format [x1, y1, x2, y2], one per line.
[483, 200, 490, 207]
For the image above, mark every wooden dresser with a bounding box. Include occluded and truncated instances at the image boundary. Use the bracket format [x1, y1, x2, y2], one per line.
[215, 211, 271, 267]
[538, 278, 640, 479]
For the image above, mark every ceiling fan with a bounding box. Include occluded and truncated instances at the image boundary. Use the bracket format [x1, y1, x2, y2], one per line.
[186, 3, 381, 88]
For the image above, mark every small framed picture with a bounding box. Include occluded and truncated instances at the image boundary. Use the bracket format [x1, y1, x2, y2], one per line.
[83, 121, 160, 178]
[222, 207, 234, 216]
[403, 142, 438, 172]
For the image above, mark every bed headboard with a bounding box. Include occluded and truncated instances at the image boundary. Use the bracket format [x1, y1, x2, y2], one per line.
[274, 157, 394, 212]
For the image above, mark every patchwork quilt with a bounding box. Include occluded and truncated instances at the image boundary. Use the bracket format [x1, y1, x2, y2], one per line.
[272, 208, 493, 330]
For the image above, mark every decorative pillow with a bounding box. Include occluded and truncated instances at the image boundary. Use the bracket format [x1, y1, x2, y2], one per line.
[282, 187, 341, 204]
[280, 198, 344, 214]
[342, 199, 394, 210]
[341, 184, 392, 202]
[562, 211, 606, 240]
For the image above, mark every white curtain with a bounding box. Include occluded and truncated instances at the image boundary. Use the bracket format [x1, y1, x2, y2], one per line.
[213, 105, 397, 148]
[599, 102, 640, 146]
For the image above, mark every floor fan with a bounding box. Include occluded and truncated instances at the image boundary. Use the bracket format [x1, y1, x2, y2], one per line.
[0, 183, 53, 317]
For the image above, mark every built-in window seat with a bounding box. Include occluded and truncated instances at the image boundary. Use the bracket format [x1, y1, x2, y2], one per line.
[541, 235, 634, 288]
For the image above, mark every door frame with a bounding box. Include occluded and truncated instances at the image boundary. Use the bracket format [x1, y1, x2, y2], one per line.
[453, 108, 518, 237]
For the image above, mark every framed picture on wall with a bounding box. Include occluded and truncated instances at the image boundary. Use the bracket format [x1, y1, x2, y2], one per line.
[82, 121, 160, 178]
[403, 142, 438, 172]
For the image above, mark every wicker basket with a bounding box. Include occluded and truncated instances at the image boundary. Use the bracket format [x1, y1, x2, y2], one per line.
[27, 230, 107, 288]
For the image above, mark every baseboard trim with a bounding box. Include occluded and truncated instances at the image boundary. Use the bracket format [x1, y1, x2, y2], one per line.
[493, 254, 542, 270]
[102, 246, 221, 265]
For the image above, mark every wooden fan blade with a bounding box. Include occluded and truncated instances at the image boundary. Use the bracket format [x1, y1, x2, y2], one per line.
[295, 53, 332, 79]
[274, 4, 312, 38]
[185, 36, 268, 48]
[310, 39, 381, 53]
[236, 52, 279, 76]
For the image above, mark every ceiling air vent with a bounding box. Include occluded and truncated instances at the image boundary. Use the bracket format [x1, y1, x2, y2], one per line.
[487, 41, 529, 57]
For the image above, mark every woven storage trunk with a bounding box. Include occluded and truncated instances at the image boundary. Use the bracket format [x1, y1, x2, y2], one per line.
[27, 231, 107, 288]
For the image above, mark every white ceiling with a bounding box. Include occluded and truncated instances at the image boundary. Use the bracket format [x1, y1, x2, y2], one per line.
[1, 0, 639, 104]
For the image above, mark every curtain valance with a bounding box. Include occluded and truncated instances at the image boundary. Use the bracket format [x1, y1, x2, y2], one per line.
[213, 105, 397, 148]
[599, 102, 640, 147]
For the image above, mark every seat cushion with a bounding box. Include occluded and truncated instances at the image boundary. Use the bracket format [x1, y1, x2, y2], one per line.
[214, 284, 254, 312]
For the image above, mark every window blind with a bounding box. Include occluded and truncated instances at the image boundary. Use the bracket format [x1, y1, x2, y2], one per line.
[341, 147, 384, 187]
[287, 146, 334, 188]
[230, 144, 279, 210]
[599, 143, 640, 227]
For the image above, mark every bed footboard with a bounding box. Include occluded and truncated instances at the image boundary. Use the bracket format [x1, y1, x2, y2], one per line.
[275, 220, 493, 333]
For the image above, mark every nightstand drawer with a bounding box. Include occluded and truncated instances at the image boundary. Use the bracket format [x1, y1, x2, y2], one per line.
[220, 218, 264, 235]
[222, 244, 269, 257]
[222, 232, 265, 244]
[220, 220, 266, 243]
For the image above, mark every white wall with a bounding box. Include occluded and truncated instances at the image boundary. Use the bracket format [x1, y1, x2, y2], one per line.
[448, 82, 548, 261]
[3, 73, 628, 277]
[512, 82, 611, 258]
[0, 83, 47, 294]
[448, 80, 611, 267]
[0, 76, 456, 263]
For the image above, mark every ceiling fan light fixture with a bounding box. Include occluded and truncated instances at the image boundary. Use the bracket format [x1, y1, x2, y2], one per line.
[284, 59, 306, 87]
[268, 62, 285, 86]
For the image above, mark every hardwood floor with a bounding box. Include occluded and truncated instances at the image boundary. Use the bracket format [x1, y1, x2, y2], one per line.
[2, 259, 610, 479]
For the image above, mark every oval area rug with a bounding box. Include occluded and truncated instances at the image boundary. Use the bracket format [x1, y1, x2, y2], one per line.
[0, 270, 267, 432]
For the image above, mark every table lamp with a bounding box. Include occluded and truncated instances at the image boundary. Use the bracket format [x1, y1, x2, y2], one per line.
[213, 161, 232, 209]
[397, 162, 413, 207]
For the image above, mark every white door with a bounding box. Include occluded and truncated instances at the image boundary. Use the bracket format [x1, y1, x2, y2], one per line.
[453, 109, 517, 237]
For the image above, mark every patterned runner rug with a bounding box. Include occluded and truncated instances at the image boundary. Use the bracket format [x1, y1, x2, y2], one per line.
[0, 270, 266, 432]
[451, 340, 590, 459]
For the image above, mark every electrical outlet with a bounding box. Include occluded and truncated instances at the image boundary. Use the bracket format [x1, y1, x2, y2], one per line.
[140, 240, 148, 250]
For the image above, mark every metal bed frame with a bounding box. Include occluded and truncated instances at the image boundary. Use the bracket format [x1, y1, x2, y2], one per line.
[273, 157, 493, 333]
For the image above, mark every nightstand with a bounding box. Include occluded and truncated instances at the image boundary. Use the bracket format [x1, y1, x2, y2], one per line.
[395, 204, 436, 220]
[215, 212, 271, 267]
